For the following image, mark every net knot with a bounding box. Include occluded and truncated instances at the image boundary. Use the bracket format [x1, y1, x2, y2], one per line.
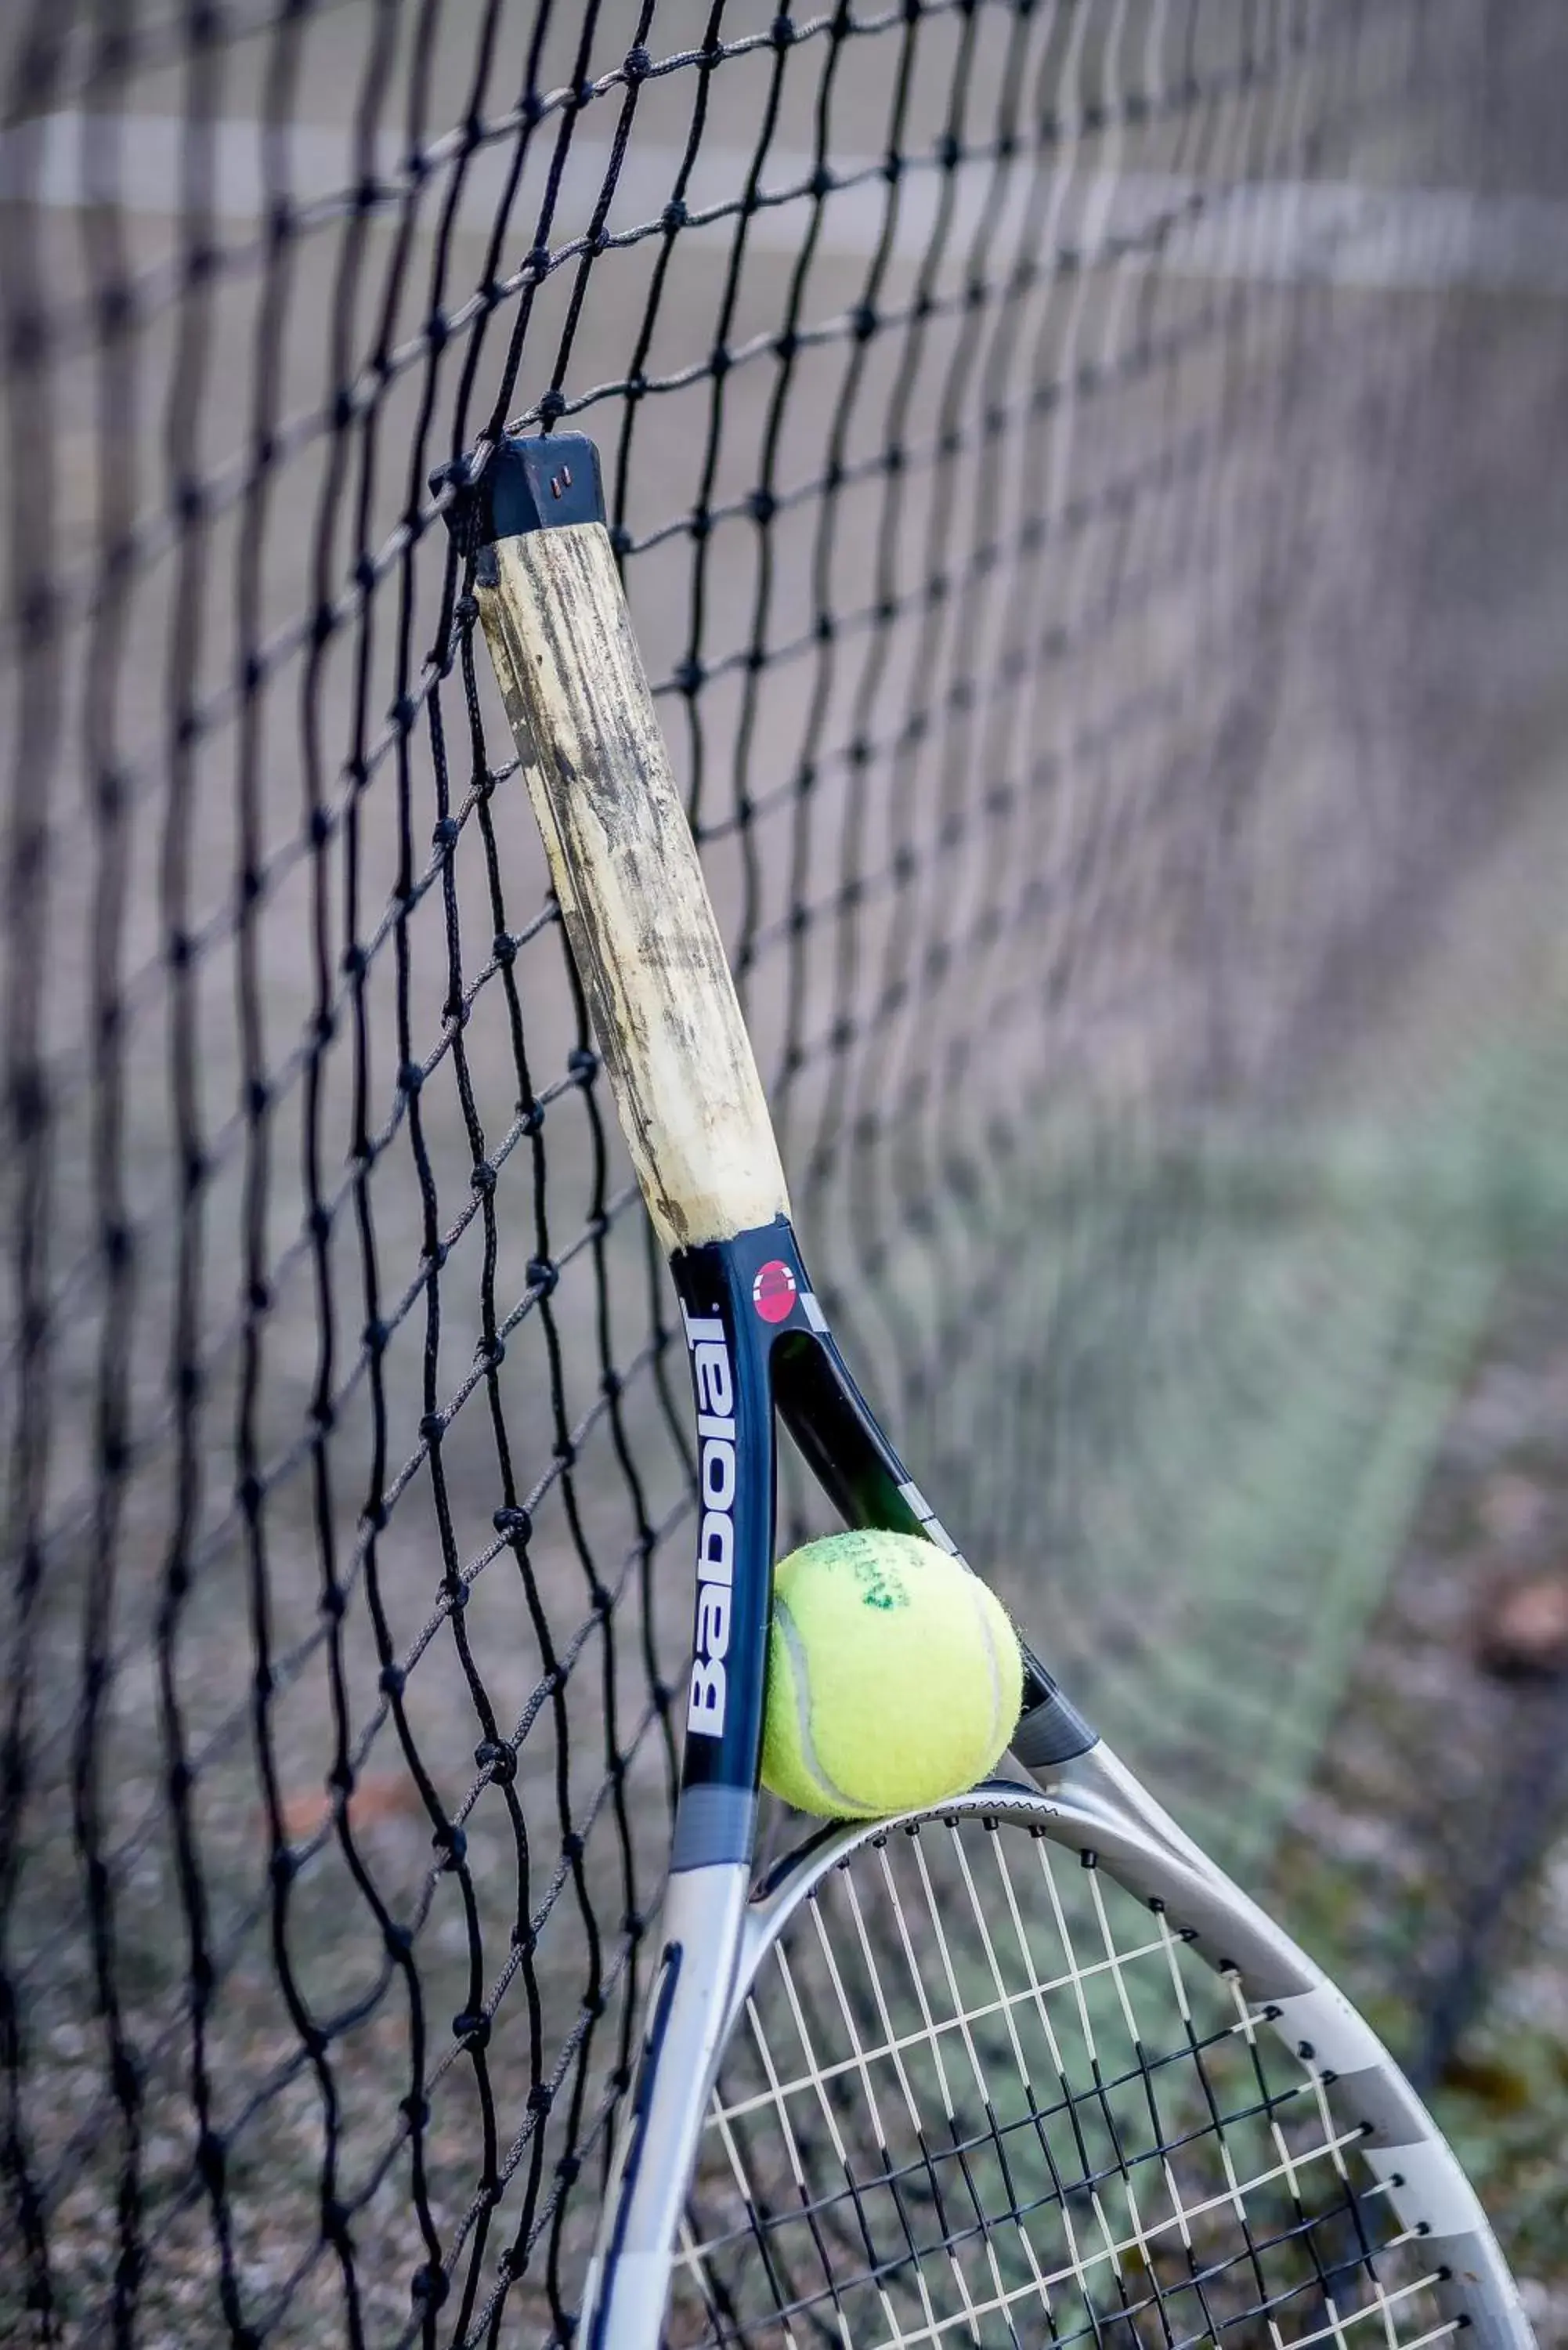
[97, 280, 138, 342]
[494, 1505, 533, 1543]
[111, 2046, 145, 2111]
[6, 305, 49, 378]
[476, 1740, 516, 1784]
[410, 2265, 450, 2311]
[623, 44, 651, 81]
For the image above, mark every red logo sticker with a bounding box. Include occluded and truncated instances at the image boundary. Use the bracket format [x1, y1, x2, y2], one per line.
[751, 1260, 798, 1325]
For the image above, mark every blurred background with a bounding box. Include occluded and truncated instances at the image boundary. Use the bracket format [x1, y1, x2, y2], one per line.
[4, 0, 1568, 2340]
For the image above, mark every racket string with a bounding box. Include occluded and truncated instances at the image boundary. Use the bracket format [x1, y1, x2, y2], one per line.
[670, 1819, 1461, 2349]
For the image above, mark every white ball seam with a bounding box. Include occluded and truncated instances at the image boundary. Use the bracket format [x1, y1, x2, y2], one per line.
[970, 1583, 1008, 1755]
[773, 1593, 874, 1817]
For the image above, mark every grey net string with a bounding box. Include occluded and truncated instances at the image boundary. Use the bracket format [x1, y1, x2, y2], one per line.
[4, 1, 1568, 2341]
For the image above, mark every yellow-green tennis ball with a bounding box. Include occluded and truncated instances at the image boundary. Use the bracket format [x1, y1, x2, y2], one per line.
[761, 1529, 1022, 1820]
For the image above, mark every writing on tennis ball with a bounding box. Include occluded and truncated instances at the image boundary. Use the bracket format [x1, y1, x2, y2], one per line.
[761, 1528, 1021, 1819]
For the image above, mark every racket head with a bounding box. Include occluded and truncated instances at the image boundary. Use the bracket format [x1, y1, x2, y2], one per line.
[673, 1776, 1527, 2350]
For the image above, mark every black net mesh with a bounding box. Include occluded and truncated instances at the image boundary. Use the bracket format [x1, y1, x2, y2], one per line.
[5, 1, 1568, 2340]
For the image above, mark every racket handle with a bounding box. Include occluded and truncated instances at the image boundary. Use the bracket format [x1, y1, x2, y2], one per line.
[462, 436, 789, 1255]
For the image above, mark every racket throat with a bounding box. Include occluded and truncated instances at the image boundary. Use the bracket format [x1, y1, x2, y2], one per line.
[669, 1224, 800, 1830]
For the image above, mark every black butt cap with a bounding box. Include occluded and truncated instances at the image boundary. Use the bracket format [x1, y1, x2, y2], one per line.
[435, 433, 605, 556]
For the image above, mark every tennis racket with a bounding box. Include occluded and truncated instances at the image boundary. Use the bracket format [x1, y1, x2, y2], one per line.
[446, 433, 1531, 2350]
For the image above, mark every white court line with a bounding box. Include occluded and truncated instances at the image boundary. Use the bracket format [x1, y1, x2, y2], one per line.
[3, 113, 1568, 295]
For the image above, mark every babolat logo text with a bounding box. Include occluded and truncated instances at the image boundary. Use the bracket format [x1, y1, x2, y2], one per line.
[682, 1303, 735, 1737]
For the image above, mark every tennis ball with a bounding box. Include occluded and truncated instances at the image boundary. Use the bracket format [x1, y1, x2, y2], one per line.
[761, 1529, 1022, 1819]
